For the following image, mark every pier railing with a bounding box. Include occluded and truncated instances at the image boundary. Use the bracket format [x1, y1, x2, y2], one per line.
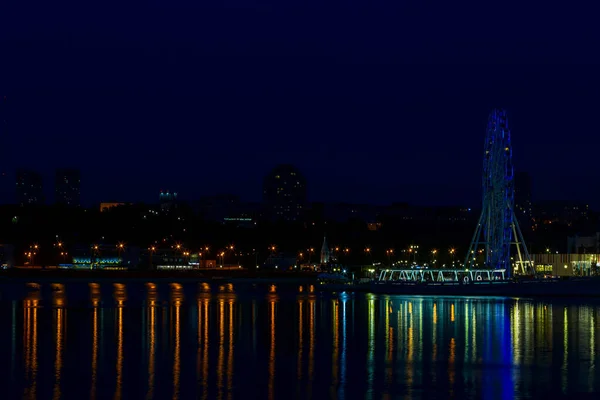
[377, 268, 507, 283]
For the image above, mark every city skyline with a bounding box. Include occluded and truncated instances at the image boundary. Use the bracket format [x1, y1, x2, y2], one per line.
[3, 3, 600, 207]
[0, 163, 592, 211]
[2, 93, 597, 207]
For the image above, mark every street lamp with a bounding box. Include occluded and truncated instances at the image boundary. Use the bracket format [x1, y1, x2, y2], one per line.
[28, 244, 39, 267]
[386, 249, 394, 265]
[117, 243, 125, 265]
[148, 246, 156, 270]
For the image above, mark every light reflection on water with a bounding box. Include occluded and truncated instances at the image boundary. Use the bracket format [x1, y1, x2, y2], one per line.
[2, 283, 600, 399]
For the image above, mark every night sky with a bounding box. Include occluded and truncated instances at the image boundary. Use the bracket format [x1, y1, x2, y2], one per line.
[2, 1, 600, 207]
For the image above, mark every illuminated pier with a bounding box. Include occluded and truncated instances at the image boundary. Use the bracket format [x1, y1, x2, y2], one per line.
[378, 268, 507, 283]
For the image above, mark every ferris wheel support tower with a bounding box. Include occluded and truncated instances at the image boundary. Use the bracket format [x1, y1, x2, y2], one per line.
[464, 109, 534, 277]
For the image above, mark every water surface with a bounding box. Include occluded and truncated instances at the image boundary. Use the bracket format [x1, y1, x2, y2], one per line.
[0, 282, 599, 399]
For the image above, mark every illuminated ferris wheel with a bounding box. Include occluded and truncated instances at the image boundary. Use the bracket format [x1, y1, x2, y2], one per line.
[465, 109, 533, 276]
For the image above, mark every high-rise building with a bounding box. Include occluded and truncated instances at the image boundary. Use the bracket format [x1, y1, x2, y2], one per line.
[55, 168, 81, 207]
[263, 164, 307, 222]
[159, 190, 178, 212]
[514, 171, 532, 220]
[16, 169, 44, 206]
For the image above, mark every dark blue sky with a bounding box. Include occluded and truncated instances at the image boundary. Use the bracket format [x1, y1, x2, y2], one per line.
[2, 1, 600, 207]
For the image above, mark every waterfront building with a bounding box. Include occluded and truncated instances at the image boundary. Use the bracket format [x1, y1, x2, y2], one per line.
[263, 164, 307, 222]
[66, 244, 139, 269]
[159, 190, 178, 212]
[55, 168, 81, 207]
[15, 169, 44, 206]
[532, 253, 600, 277]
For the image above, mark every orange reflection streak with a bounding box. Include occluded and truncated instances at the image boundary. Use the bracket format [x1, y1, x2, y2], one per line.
[448, 337, 456, 394]
[113, 283, 127, 304]
[29, 300, 38, 399]
[590, 310, 596, 391]
[171, 283, 184, 300]
[31, 301, 38, 400]
[196, 299, 202, 393]
[331, 299, 339, 395]
[91, 304, 99, 400]
[90, 283, 101, 400]
[297, 300, 304, 381]
[201, 299, 209, 400]
[562, 306, 568, 392]
[309, 284, 314, 293]
[23, 298, 39, 400]
[217, 299, 225, 400]
[90, 283, 101, 307]
[307, 298, 315, 397]
[173, 297, 181, 400]
[268, 297, 277, 400]
[114, 284, 126, 400]
[450, 303, 455, 322]
[147, 297, 157, 400]
[52, 284, 66, 308]
[114, 305, 124, 400]
[226, 300, 234, 400]
[24, 302, 30, 390]
[53, 307, 64, 400]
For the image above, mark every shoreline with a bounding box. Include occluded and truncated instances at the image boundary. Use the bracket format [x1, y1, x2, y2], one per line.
[2, 269, 600, 298]
[318, 278, 600, 298]
[0, 269, 321, 288]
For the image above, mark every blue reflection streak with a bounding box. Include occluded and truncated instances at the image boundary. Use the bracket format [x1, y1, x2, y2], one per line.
[339, 294, 347, 399]
[499, 303, 514, 400]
